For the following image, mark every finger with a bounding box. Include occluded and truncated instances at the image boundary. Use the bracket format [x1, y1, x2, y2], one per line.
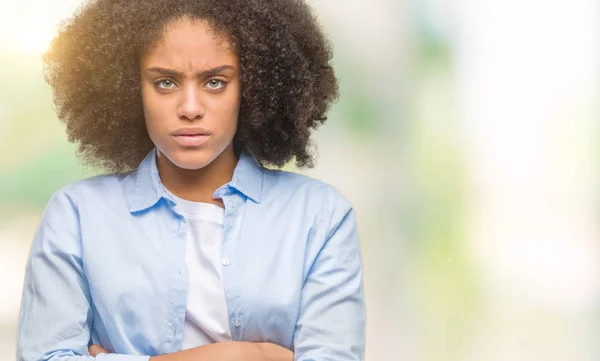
[89, 344, 110, 357]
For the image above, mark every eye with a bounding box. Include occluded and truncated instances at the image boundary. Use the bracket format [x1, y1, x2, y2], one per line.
[205, 79, 226, 90]
[155, 79, 177, 90]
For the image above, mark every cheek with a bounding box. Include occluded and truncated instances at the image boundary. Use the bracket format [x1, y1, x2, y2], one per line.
[218, 87, 241, 131]
[141, 87, 168, 131]
[226, 95, 241, 125]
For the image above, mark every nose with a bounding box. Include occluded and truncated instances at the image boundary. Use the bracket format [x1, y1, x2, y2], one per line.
[177, 86, 205, 121]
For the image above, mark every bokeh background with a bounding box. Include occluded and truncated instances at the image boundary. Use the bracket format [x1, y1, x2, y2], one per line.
[1, 0, 599, 360]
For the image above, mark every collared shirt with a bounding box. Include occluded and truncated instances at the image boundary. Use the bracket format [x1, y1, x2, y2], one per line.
[17, 148, 366, 361]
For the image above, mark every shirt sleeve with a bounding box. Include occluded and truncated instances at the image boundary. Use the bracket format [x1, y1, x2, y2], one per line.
[16, 190, 150, 361]
[292, 185, 367, 361]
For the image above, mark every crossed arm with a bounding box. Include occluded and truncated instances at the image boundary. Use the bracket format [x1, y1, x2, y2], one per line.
[17, 189, 364, 361]
[88, 342, 292, 361]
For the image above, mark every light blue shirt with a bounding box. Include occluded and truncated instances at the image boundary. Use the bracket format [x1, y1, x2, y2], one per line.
[17, 148, 366, 361]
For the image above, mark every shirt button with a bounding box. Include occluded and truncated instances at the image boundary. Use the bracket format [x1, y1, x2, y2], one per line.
[233, 319, 241, 327]
[178, 269, 183, 275]
[227, 200, 234, 208]
[222, 258, 231, 266]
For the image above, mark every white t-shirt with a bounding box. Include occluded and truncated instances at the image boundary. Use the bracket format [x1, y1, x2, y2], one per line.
[165, 189, 233, 349]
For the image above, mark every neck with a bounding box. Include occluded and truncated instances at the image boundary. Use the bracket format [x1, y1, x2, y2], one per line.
[156, 144, 238, 206]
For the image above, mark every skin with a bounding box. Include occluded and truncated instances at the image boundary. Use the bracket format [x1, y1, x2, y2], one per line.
[87, 17, 293, 361]
[141, 16, 241, 207]
[89, 342, 292, 361]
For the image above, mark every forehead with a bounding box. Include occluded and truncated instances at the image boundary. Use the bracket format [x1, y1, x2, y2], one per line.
[142, 17, 238, 70]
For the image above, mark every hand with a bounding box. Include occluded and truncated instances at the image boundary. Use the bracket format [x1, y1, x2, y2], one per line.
[89, 344, 111, 357]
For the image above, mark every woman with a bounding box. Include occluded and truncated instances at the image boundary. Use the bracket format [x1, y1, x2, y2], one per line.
[17, 0, 366, 360]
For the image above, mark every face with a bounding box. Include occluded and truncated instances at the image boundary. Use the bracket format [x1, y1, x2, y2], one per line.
[140, 17, 241, 170]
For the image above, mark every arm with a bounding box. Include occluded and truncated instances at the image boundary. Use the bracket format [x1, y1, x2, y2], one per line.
[90, 343, 293, 361]
[292, 187, 366, 361]
[17, 190, 148, 361]
[17, 190, 292, 361]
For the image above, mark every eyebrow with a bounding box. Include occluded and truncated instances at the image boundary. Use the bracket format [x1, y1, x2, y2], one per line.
[145, 65, 234, 78]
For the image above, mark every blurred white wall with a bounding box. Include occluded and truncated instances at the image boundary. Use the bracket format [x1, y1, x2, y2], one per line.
[457, 0, 600, 360]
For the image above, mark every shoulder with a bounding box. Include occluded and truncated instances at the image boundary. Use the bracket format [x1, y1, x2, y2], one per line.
[33, 173, 131, 247]
[44, 172, 134, 212]
[262, 167, 353, 222]
[265, 167, 347, 195]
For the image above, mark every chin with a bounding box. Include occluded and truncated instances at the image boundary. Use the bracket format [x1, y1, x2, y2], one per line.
[164, 148, 218, 170]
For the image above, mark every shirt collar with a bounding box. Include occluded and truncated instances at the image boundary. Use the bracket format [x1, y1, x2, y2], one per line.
[229, 148, 264, 203]
[128, 147, 264, 213]
[128, 148, 162, 213]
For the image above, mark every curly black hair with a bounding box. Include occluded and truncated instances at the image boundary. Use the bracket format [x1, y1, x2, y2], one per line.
[44, 0, 339, 173]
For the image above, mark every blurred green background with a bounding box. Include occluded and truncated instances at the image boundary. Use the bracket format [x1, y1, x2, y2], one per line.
[1, 1, 599, 360]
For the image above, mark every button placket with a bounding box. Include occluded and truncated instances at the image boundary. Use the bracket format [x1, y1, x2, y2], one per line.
[220, 192, 245, 340]
[165, 215, 189, 349]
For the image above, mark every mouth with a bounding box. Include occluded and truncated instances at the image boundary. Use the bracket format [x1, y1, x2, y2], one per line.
[171, 128, 211, 147]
